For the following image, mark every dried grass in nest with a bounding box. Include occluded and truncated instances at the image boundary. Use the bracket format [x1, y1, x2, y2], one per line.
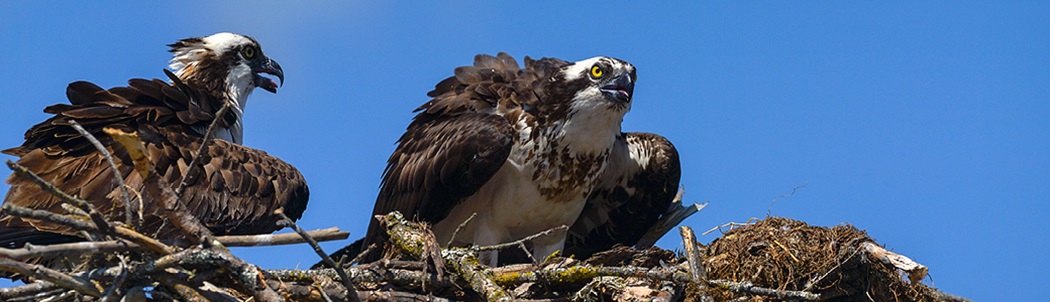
[702, 216, 952, 302]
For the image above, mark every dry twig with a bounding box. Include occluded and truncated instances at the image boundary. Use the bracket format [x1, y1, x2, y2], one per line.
[0, 228, 347, 260]
[277, 211, 362, 302]
[68, 120, 136, 228]
[708, 279, 820, 301]
[0, 257, 101, 297]
[446, 212, 477, 248]
[679, 226, 706, 281]
[475, 225, 568, 252]
[0, 204, 173, 255]
[767, 181, 808, 216]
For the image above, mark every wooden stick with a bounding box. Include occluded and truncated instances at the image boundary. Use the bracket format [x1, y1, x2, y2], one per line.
[0, 204, 173, 255]
[679, 226, 706, 281]
[358, 290, 453, 302]
[0, 257, 101, 297]
[708, 279, 820, 301]
[861, 241, 928, 284]
[155, 272, 208, 302]
[68, 120, 136, 228]
[489, 262, 691, 286]
[277, 211, 362, 302]
[446, 212, 476, 248]
[475, 225, 568, 252]
[0, 281, 60, 301]
[0, 228, 347, 260]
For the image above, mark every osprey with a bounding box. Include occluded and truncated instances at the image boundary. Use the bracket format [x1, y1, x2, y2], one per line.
[0, 33, 308, 254]
[361, 53, 680, 265]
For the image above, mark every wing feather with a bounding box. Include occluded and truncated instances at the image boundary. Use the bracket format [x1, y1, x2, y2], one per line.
[352, 53, 537, 264]
[1, 75, 307, 249]
[564, 132, 681, 259]
[360, 113, 513, 262]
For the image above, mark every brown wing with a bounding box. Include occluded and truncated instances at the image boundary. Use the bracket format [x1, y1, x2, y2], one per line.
[1, 74, 307, 248]
[354, 53, 527, 263]
[563, 132, 681, 259]
[358, 113, 513, 262]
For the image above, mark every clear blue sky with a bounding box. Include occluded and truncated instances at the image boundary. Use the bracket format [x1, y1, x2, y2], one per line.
[2, 2, 1047, 300]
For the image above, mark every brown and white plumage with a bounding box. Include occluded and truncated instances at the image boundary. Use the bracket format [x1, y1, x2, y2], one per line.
[0, 33, 306, 256]
[564, 132, 681, 259]
[356, 53, 679, 265]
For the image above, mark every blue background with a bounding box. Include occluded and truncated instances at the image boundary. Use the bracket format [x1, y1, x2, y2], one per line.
[2, 2, 1047, 300]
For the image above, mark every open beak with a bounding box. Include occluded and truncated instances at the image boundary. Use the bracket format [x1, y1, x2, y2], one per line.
[252, 57, 284, 94]
[600, 73, 635, 103]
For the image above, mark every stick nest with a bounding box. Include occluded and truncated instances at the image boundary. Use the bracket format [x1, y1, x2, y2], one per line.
[700, 217, 957, 302]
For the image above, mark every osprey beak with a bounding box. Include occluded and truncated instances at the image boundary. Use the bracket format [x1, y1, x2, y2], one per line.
[600, 73, 635, 103]
[252, 57, 284, 94]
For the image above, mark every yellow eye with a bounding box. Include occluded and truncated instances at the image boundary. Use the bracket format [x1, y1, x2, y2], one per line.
[590, 65, 603, 78]
[243, 47, 255, 59]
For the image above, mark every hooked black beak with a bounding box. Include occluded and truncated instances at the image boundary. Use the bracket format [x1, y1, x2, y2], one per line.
[252, 57, 284, 94]
[600, 73, 635, 103]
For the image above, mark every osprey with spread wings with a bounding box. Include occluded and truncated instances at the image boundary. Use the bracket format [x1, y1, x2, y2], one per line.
[360, 53, 680, 265]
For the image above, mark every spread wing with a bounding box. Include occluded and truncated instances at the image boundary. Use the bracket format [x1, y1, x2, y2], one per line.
[1, 74, 308, 248]
[564, 132, 681, 259]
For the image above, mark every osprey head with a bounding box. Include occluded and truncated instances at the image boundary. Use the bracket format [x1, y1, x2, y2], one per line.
[167, 32, 284, 97]
[559, 56, 636, 111]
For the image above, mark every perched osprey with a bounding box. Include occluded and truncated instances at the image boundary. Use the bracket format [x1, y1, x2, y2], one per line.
[0, 33, 308, 253]
[360, 53, 680, 265]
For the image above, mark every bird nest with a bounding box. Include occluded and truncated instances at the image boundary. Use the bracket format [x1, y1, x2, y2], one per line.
[697, 217, 964, 302]
[0, 208, 971, 301]
[0, 130, 969, 301]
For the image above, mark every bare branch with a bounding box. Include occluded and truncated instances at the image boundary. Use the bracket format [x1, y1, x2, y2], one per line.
[276, 211, 362, 302]
[155, 272, 209, 302]
[347, 243, 378, 267]
[708, 279, 820, 301]
[702, 218, 758, 236]
[0, 281, 60, 301]
[0, 257, 101, 297]
[98, 255, 128, 302]
[475, 225, 568, 252]
[68, 120, 136, 228]
[358, 290, 453, 302]
[0, 228, 345, 261]
[216, 227, 349, 247]
[0, 204, 173, 255]
[446, 212, 477, 248]
[767, 180, 808, 216]
[861, 241, 928, 284]
[489, 262, 691, 286]
[679, 226, 706, 281]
